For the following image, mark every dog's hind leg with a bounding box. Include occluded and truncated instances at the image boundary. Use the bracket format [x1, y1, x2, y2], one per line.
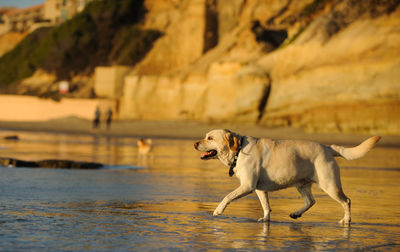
[256, 190, 271, 222]
[320, 183, 351, 225]
[316, 158, 351, 225]
[290, 183, 315, 219]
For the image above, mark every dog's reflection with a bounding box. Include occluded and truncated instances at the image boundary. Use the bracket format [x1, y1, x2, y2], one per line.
[257, 221, 351, 250]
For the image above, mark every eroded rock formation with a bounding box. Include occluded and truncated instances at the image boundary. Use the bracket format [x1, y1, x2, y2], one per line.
[119, 0, 400, 134]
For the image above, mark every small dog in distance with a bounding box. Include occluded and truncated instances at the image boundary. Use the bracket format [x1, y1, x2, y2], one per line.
[137, 138, 153, 165]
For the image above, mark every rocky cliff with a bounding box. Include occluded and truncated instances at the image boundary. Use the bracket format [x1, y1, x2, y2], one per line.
[120, 0, 400, 134]
[2, 0, 399, 134]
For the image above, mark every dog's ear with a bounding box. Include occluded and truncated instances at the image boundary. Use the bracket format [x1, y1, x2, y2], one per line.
[224, 131, 241, 152]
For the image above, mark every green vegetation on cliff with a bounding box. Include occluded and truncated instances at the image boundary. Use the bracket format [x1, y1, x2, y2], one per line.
[0, 0, 161, 87]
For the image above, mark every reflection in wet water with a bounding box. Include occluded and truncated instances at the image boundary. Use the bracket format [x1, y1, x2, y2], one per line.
[0, 131, 399, 250]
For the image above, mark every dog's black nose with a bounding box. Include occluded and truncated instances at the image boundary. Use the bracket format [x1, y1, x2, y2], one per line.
[194, 142, 199, 149]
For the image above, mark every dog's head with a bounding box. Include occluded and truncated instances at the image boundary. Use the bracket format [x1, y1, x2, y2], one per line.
[194, 129, 241, 163]
[138, 138, 152, 147]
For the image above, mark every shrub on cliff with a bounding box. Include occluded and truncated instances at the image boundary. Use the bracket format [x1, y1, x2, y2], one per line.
[0, 0, 162, 88]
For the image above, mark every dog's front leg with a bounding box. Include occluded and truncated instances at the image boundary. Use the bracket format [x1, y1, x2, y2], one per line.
[213, 185, 253, 216]
[255, 190, 271, 222]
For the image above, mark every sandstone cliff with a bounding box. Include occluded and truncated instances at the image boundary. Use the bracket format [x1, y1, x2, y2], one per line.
[3, 0, 399, 134]
[120, 0, 400, 134]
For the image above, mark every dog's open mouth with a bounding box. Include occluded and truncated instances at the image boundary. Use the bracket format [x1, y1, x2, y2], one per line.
[200, 149, 217, 160]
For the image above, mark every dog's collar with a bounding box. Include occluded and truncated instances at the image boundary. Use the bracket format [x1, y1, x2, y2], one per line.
[229, 137, 243, 177]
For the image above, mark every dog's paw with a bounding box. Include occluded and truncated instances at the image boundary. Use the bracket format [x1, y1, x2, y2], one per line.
[213, 207, 223, 216]
[213, 210, 221, 216]
[257, 217, 270, 223]
[339, 218, 351, 226]
[289, 213, 301, 219]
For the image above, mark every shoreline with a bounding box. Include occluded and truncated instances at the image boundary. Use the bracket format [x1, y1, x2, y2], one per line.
[0, 117, 399, 147]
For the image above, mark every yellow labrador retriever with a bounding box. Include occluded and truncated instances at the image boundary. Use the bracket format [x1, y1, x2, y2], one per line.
[194, 129, 380, 225]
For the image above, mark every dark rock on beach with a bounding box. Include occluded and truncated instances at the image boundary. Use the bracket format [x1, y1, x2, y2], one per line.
[3, 135, 19, 140]
[0, 157, 103, 169]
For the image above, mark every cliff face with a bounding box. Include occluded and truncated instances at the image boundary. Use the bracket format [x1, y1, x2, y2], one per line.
[120, 0, 400, 134]
[258, 0, 400, 133]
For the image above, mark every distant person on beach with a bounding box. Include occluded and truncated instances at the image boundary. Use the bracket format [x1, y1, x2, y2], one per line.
[106, 107, 113, 130]
[93, 106, 101, 129]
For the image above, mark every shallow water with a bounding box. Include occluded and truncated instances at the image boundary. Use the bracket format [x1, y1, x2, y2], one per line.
[0, 131, 399, 251]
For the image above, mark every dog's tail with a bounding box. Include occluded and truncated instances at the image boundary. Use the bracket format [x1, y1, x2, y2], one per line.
[329, 136, 381, 160]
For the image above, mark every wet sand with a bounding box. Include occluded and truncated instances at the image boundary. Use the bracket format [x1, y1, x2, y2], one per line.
[0, 131, 399, 250]
[1, 117, 399, 146]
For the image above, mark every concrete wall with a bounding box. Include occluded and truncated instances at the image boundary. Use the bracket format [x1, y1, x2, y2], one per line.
[0, 95, 116, 121]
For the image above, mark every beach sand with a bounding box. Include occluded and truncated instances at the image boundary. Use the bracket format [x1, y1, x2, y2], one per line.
[0, 116, 399, 147]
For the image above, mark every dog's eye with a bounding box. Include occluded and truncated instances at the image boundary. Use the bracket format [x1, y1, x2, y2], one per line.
[207, 136, 213, 141]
